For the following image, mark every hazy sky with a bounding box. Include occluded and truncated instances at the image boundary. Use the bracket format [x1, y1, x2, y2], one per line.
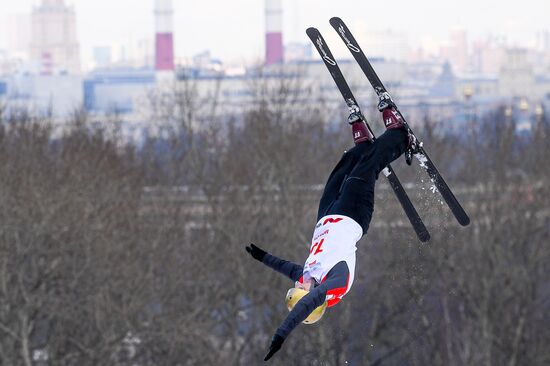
[1, 0, 549, 63]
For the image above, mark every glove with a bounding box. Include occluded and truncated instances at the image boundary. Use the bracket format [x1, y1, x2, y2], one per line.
[264, 334, 284, 361]
[245, 243, 267, 262]
[405, 133, 420, 166]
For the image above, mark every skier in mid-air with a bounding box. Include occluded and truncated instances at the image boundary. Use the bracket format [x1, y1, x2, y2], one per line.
[245, 96, 417, 361]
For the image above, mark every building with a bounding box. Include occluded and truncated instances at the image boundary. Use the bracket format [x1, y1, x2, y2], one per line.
[498, 48, 536, 99]
[0, 79, 7, 101]
[449, 28, 468, 73]
[6, 13, 31, 59]
[471, 36, 507, 76]
[3, 74, 83, 116]
[92, 47, 113, 70]
[30, 0, 80, 75]
[284, 43, 311, 62]
[84, 70, 155, 114]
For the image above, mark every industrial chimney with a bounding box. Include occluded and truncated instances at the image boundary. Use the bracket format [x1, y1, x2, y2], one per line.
[265, 0, 283, 65]
[155, 0, 174, 72]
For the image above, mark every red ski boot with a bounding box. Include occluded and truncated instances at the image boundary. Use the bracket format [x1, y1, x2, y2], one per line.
[378, 92, 419, 165]
[378, 92, 405, 130]
[348, 106, 373, 145]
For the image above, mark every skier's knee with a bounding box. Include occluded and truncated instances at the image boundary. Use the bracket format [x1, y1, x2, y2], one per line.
[345, 143, 369, 160]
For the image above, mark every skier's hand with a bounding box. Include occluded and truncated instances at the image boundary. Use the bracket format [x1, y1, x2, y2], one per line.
[245, 243, 267, 262]
[264, 334, 284, 361]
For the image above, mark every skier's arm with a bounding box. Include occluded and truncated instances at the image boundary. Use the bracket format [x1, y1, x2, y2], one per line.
[264, 286, 327, 361]
[245, 243, 303, 282]
[262, 253, 304, 282]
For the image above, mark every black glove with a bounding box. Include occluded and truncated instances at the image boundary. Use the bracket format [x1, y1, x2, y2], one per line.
[264, 334, 284, 361]
[245, 243, 267, 262]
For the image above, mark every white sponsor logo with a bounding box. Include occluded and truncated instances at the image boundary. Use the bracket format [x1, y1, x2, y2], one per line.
[354, 131, 361, 138]
[337, 25, 360, 53]
[316, 37, 336, 65]
[314, 229, 329, 241]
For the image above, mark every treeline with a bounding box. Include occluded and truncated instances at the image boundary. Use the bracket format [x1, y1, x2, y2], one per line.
[0, 89, 548, 366]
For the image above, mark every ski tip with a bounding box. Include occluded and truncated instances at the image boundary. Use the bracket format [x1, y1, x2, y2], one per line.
[306, 27, 318, 35]
[458, 215, 471, 227]
[306, 27, 320, 39]
[419, 231, 431, 243]
[329, 17, 343, 25]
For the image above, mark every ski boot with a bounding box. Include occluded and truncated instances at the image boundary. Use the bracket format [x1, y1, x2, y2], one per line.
[348, 103, 373, 145]
[378, 92, 419, 165]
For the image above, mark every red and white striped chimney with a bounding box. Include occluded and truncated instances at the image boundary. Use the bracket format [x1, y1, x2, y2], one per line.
[155, 0, 174, 71]
[265, 0, 283, 65]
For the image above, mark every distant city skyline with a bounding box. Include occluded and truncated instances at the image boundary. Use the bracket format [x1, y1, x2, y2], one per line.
[1, 0, 549, 66]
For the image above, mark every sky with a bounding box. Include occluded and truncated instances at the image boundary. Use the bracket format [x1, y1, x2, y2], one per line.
[1, 0, 549, 64]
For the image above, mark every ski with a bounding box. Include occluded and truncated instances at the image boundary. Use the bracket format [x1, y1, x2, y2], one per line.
[306, 27, 430, 242]
[329, 17, 470, 227]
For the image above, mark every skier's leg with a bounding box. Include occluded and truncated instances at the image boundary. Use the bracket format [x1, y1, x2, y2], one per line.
[349, 128, 409, 182]
[317, 142, 371, 221]
[328, 128, 408, 234]
[317, 106, 379, 220]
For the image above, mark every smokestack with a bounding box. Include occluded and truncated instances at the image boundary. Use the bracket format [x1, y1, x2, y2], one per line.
[155, 0, 174, 71]
[265, 0, 283, 65]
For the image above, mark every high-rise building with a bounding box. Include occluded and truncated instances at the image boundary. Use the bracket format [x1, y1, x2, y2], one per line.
[449, 28, 468, 73]
[499, 48, 535, 98]
[536, 30, 550, 52]
[30, 0, 80, 75]
[7, 14, 31, 58]
[93, 47, 112, 70]
[472, 35, 506, 75]
[440, 28, 468, 74]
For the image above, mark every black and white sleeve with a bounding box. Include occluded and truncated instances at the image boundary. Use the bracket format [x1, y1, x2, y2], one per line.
[262, 253, 304, 282]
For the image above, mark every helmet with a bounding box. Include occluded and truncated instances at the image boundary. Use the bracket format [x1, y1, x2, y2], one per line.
[285, 288, 327, 324]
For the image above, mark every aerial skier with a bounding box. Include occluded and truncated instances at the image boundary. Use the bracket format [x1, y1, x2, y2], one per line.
[245, 97, 417, 361]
